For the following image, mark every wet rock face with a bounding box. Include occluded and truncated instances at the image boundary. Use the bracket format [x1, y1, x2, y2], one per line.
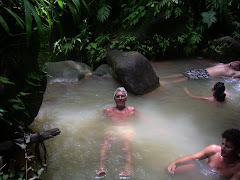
[107, 50, 160, 95]
[45, 60, 92, 84]
[204, 36, 240, 62]
[92, 64, 113, 77]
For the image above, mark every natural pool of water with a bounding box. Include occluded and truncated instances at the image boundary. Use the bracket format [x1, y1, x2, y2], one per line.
[31, 58, 240, 180]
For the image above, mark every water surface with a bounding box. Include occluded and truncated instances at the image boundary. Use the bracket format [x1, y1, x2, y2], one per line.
[31, 58, 240, 180]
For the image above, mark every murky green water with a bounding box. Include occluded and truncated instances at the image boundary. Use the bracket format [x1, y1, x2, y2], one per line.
[31, 58, 240, 180]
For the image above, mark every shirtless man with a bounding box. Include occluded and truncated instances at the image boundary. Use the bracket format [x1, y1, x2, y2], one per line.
[161, 61, 240, 83]
[96, 87, 142, 177]
[167, 128, 240, 180]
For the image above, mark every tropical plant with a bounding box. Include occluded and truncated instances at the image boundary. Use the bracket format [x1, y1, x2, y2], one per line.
[153, 34, 170, 55]
[97, 0, 112, 23]
[110, 35, 154, 56]
[201, 9, 217, 28]
[146, 0, 183, 18]
[122, 4, 147, 27]
[86, 33, 110, 67]
[0, 0, 90, 46]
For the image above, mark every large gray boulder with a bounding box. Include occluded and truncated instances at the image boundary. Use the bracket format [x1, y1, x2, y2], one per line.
[204, 36, 240, 62]
[107, 50, 160, 95]
[92, 64, 113, 77]
[45, 60, 92, 83]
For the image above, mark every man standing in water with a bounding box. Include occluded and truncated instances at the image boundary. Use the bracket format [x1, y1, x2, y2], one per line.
[167, 128, 240, 180]
[96, 87, 147, 177]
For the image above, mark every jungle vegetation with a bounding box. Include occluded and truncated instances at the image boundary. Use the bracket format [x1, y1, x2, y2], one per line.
[0, 0, 240, 179]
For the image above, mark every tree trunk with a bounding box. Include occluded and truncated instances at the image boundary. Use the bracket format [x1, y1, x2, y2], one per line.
[0, 128, 61, 152]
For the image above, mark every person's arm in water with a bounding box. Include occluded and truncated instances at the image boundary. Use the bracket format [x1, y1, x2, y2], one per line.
[183, 87, 212, 101]
[225, 90, 229, 98]
[167, 145, 217, 174]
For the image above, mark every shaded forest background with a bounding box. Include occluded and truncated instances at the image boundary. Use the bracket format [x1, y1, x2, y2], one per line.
[0, 0, 240, 179]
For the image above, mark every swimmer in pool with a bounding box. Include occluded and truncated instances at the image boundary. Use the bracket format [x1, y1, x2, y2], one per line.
[183, 82, 229, 102]
[167, 128, 240, 180]
[96, 87, 166, 177]
[161, 61, 240, 84]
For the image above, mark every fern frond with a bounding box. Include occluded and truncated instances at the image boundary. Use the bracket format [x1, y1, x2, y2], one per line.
[97, 4, 112, 23]
[201, 10, 217, 28]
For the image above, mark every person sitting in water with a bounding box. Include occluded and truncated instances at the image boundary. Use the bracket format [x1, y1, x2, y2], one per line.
[184, 82, 228, 102]
[167, 128, 240, 180]
[161, 61, 240, 83]
[96, 87, 167, 177]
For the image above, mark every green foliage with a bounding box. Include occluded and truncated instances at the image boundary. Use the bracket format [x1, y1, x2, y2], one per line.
[0, 15, 10, 33]
[0, 76, 15, 84]
[153, 34, 170, 55]
[0, 0, 90, 46]
[122, 4, 147, 27]
[232, 21, 240, 39]
[201, 10, 217, 28]
[0, 71, 45, 127]
[174, 7, 183, 18]
[110, 35, 154, 56]
[208, 40, 222, 54]
[86, 34, 110, 66]
[54, 22, 91, 55]
[175, 21, 202, 56]
[97, 4, 112, 23]
[147, 0, 181, 18]
[206, 0, 228, 15]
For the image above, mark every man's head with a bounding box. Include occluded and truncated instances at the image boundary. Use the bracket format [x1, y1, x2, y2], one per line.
[114, 87, 127, 98]
[229, 61, 240, 71]
[114, 87, 127, 109]
[221, 128, 240, 157]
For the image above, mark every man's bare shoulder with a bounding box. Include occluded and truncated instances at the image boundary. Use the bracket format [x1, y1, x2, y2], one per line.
[205, 144, 221, 154]
[126, 106, 137, 113]
[126, 106, 136, 110]
[104, 107, 115, 113]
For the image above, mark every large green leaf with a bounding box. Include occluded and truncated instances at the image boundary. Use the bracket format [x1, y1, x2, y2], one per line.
[0, 76, 15, 84]
[97, 5, 111, 23]
[72, 0, 81, 12]
[80, 0, 90, 14]
[26, 0, 44, 40]
[24, 0, 33, 42]
[57, 0, 64, 9]
[0, 15, 9, 33]
[4, 7, 25, 29]
[201, 9, 217, 28]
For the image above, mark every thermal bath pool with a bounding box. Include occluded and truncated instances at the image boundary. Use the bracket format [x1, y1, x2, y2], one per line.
[31, 58, 240, 180]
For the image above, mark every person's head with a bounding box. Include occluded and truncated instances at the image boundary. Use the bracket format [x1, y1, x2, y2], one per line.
[212, 82, 226, 102]
[221, 128, 240, 157]
[114, 87, 127, 109]
[229, 61, 240, 71]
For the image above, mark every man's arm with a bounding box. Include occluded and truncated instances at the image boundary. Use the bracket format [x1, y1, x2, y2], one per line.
[167, 145, 217, 174]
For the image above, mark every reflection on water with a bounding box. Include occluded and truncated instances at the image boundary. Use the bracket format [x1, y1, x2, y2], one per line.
[30, 58, 240, 180]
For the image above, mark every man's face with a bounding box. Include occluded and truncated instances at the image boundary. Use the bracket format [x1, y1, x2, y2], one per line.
[230, 61, 240, 70]
[221, 138, 238, 157]
[114, 91, 127, 109]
